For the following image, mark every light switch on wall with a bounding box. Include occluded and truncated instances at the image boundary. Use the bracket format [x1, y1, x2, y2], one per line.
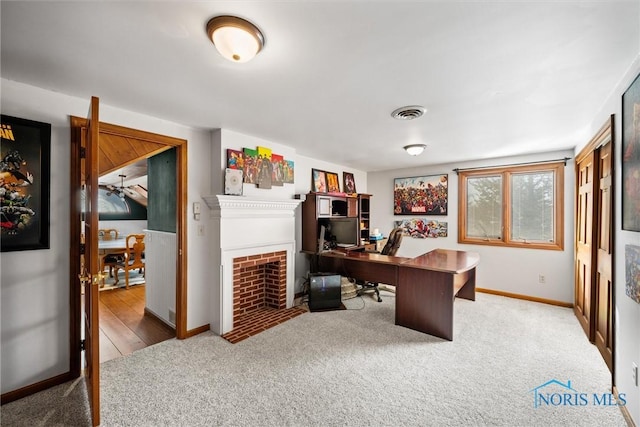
[193, 202, 201, 220]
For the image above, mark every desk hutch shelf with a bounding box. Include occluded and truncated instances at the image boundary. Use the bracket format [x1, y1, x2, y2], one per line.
[301, 192, 372, 253]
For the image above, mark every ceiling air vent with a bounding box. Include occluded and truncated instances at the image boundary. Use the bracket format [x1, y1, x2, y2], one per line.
[391, 105, 426, 120]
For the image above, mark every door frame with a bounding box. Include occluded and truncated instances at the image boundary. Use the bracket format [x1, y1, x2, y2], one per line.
[69, 117, 189, 378]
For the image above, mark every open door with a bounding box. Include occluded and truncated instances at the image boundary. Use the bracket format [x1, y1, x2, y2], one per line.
[80, 96, 101, 426]
[69, 98, 190, 425]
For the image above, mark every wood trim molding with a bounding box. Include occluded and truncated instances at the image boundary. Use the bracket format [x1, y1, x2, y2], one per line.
[613, 386, 636, 427]
[1, 372, 74, 405]
[175, 142, 188, 339]
[144, 308, 177, 330]
[68, 117, 189, 378]
[575, 115, 614, 164]
[476, 288, 573, 308]
[69, 116, 185, 146]
[184, 324, 210, 338]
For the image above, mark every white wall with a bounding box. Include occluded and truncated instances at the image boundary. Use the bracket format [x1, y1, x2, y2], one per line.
[144, 230, 177, 326]
[577, 55, 640, 425]
[0, 79, 212, 393]
[1, 83, 73, 393]
[368, 149, 576, 303]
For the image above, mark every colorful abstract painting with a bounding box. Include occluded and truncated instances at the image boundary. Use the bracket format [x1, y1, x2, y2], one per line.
[238, 146, 294, 188]
[394, 174, 448, 215]
[394, 218, 448, 238]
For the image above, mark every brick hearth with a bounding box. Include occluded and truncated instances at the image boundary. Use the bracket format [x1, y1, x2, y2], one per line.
[221, 306, 306, 344]
[222, 250, 306, 343]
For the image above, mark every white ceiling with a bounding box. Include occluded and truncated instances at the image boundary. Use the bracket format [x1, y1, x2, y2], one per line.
[1, 1, 638, 172]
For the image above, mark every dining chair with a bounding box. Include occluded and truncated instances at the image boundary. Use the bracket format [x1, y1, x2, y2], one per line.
[99, 229, 123, 282]
[98, 228, 118, 240]
[114, 234, 146, 289]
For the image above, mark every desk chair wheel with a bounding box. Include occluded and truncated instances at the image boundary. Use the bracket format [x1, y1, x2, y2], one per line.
[356, 280, 383, 303]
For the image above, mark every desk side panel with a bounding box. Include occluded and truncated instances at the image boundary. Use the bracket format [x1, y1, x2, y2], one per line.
[397, 267, 455, 341]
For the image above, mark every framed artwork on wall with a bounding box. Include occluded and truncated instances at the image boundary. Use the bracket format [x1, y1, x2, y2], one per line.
[393, 174, 448, 215]
[1, 114, 51, 252]
[394, 218, 448, 238]
[343, 172, 356, 194]
[622, 72, 640, 231]
[326, 171, 340, 193]
[227, 149, 245, 171]
[625, 244, 640, 303]
[312, 168, 327, 193]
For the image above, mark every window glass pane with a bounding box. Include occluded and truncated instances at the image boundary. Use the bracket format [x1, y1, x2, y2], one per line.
[510, 171, 554, 242]
[466, 175, 502, 238]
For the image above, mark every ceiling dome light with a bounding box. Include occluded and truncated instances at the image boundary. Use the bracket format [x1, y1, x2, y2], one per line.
[206, 15, 264, 63]
[404, 144, 427, 156]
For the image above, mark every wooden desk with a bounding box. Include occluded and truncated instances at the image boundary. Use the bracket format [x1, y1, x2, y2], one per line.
[318, 248, 479, 341]
[318, 250, 409, 286]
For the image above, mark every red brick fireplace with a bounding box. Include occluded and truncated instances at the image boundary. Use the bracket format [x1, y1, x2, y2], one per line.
[202, 195, 304, 340]
[232, 251, 287, 320]
[222, 250, 305, 343]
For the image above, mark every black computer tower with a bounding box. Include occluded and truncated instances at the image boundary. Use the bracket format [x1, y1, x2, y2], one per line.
[308, 274, 342, 311]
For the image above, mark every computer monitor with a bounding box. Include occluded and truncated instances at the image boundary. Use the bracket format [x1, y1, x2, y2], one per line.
[318, 225, 326, 253]
[327, 217, 359, 246]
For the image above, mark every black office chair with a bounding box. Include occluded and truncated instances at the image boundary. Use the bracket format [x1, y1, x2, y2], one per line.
[357, 227, 404, 302]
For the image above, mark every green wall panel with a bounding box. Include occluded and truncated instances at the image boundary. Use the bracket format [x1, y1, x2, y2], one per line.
[148, 148, 176, 232]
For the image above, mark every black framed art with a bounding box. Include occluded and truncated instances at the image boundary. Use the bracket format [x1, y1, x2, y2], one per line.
[622, 72, 640, 231]
[343, 172, 356, 194]
[1, 115, 51, 251]
[326, 171, 340, 193]
[393, 174, 448, 215]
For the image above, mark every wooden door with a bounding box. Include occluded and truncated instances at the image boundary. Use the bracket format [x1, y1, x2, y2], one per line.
[595, 140, 613, 371]
[82, 96, 101, 426]
[575, 152, 595, 339]
[574, 116, 615, 375]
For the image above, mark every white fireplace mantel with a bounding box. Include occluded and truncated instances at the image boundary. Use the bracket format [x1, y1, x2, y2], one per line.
[203, 194, 302, 334]
[202, 195, 302, 219]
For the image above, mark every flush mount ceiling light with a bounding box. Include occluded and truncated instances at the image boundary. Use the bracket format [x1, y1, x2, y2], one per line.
[206, 15, 264, 63]
[404, 144, 427, 156]
[391, 105, 426, 120]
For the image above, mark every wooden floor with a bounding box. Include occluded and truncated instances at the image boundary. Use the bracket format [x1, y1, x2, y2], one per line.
[99, 285, 176, 363]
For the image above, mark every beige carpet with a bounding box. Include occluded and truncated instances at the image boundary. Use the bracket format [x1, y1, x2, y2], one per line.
[1, 292, 628, 426]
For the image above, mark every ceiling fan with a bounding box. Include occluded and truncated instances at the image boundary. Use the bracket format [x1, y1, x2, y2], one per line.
[105, 174, 133, 199]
